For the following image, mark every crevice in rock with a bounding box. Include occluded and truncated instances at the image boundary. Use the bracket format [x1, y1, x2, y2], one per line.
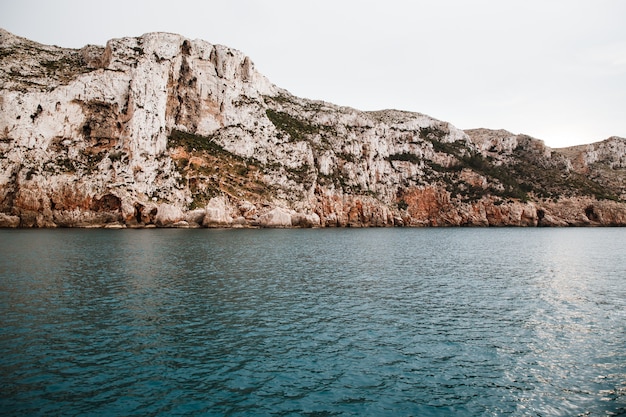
[585, 205, 598, 221]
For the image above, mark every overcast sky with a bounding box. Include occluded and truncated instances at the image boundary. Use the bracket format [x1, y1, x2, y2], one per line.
[2, 0, 625, 147]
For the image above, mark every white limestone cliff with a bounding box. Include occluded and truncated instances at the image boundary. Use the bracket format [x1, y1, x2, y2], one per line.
[1, 29, 625, 227]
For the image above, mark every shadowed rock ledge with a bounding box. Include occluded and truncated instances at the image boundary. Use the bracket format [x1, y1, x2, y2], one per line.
[1, 29, 625, 228]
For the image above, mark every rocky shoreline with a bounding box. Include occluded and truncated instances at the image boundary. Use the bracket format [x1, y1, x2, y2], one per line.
[2, 193, 624, 228]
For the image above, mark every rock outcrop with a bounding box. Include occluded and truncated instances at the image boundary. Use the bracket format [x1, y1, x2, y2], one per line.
[1, 29, 625, 227]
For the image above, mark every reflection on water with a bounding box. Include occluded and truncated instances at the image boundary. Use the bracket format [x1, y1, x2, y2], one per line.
[1, 228, 625, 416]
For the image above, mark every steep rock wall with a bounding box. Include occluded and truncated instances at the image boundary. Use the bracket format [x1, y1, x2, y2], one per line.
[1, 29, 625, 227]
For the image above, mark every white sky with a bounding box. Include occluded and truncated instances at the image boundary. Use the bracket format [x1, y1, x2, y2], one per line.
[1, 0, 625, 147]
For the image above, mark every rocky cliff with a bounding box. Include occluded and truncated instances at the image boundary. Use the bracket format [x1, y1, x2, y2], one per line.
[1, 29, 625, 228]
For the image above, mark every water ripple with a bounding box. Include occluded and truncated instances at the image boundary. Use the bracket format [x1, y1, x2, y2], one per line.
[1, 228, 625, 416]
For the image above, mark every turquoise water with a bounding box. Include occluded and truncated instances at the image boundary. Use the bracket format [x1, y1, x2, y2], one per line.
[1, 228, 625, 416]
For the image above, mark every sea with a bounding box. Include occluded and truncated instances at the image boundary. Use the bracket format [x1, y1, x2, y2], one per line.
[0, 228, 625, 416]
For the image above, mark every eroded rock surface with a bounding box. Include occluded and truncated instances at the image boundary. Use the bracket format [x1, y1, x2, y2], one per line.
[1, 29, 625, 227]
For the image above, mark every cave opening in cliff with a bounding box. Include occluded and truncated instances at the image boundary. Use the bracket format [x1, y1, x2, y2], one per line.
[134, 203, 144, 224]
[537, 209, 545, 221]
[585, 205, 598, 221]
[92, 194, 121, 212]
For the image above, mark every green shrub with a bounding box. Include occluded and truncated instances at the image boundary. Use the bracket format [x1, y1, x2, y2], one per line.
[265, 109, 319, 142]
[387, 152, 421, 164]
[168, 130, 225, 153]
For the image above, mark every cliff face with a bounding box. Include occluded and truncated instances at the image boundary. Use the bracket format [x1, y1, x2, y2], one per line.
[1, 29, 625, 228]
